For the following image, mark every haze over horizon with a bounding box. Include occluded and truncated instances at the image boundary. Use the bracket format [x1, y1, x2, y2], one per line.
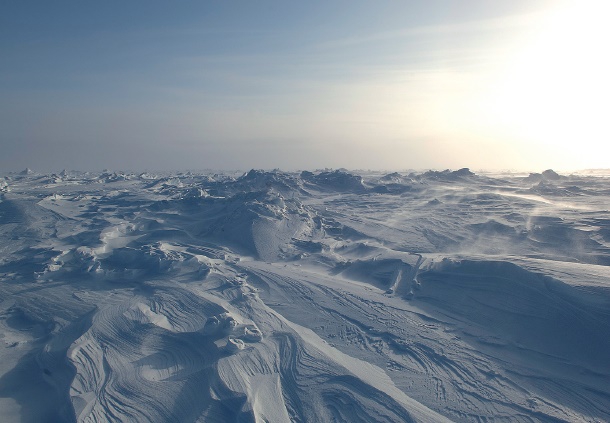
[1, 0, 608, 172]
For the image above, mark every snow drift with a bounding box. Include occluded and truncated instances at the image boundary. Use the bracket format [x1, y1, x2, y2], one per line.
[0, 168, 609, 422]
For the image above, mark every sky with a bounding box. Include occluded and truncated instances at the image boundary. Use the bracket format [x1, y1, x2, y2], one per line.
[1, 0, 608, 172]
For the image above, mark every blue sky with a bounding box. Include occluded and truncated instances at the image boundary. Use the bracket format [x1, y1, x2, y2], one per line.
[1, 0, 607, 172]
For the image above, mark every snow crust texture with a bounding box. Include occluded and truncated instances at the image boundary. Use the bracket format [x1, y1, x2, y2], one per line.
[0, 168, 609, 422]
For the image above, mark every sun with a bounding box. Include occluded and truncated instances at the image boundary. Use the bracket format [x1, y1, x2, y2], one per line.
[482, 0, 610, 166]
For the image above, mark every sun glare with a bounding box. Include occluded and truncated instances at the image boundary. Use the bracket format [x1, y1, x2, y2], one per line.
[483, 1, 610, 164]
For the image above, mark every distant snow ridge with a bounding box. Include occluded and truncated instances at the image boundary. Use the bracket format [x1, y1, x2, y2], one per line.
[418, 167, 474, 181]
[301, 169, 366, 192]
[19, 167, 35, 176]
[524, 168, 565, 183]
[0, 168, 609, 422]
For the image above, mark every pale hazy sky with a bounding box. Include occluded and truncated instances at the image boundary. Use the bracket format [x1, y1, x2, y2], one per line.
[1, 0, 608, 172]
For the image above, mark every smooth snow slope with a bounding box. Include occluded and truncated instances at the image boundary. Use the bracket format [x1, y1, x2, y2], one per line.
[0, 168, 609, 422]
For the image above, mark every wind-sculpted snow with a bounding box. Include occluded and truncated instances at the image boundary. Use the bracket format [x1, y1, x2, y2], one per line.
[1, 169, 609, 422]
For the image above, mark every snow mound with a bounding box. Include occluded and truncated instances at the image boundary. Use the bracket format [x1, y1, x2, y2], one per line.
[524, 168, 565, 183]
[19, 168, 35, 176]
[418, 168, 475, 181]
[301, 170, 366, 192]
[417, 259, 610, 372]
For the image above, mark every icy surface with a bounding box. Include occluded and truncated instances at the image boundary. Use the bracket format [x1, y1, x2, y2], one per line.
[0, 169, 609, 422]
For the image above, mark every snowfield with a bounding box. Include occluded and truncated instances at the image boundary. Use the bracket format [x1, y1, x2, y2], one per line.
[0, 168, 609, 422]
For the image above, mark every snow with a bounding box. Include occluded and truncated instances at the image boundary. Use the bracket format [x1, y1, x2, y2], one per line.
[0, 168, 609, 422]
